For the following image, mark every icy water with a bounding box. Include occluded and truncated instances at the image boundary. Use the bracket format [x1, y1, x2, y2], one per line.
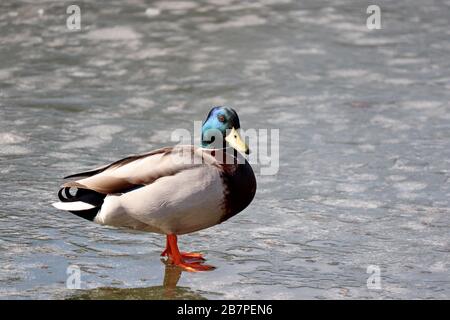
[1, 0, 449, 299]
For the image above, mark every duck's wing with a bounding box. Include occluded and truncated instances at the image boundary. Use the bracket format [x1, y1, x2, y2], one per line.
[63, 147, 173, 180]
[62, 145, 215, 194]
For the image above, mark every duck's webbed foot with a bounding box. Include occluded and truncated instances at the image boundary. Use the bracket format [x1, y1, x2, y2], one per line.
[161, 234, 215, 272]
[179, 251, 206, 261]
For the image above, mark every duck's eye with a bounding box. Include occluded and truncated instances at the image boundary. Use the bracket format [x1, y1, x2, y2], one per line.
[218, 115, 225, 122]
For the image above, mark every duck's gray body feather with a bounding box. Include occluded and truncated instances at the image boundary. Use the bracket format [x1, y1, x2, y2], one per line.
[55, 145, 256, 235]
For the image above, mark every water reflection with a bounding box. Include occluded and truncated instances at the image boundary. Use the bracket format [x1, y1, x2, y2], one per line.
[68, 260, 206, 300]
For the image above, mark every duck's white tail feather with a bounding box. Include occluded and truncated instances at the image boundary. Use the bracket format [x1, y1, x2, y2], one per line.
[52, 201, 95, 211]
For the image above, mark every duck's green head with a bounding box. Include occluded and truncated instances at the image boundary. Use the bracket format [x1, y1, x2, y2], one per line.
[201, 106, 249, 154]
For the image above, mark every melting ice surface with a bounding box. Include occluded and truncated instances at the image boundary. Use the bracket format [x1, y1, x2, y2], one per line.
[0, 0, 449, 299]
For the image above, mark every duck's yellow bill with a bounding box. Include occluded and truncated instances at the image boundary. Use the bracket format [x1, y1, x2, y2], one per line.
[225, 127, 249, 154]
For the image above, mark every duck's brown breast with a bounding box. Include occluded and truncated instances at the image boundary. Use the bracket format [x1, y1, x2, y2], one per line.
[218, 160, 257, 223]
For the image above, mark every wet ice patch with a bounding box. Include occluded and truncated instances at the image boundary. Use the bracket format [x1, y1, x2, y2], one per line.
[384, 78, 416, 85]
[0, 133, 29, 155]
[370, 115, 411, 131]
[207, 0, 235, 5]
[145, 8, 161, 17]
[399, 100, 442, 110]
[429, 261, 448, 272]
[0, 68, 16, 81]
[387, 58, 428, 66]
[61, 125, 124, 149]
[127, 97, 155, 109]
[261, 0, 292, 4]
[403, 221, 426, 231]
[358, 144, 376, 152]
[268, 96, 303, 106]
[386, 175, 407, 182]
[394, 181, 427, 192]
[0, 132, 27, 145]
[200, 15, 266, 32]
[85, 124, 124, 136]
[129, 48, 169, 60]
[329, 69, 368, 78]
[332, 22, 367, 32]
[392, 158, 428, 172]
[154, 1, 198, 10]
[350, 174, 378, 182]
[294, 47, 326, 55]
[336, 183, 367, 193]
[0, 146, 30, 155]
[84, 27, 141, 41]
[165, 101, 187, 113]
[342, 34, 399, 47]
[323, 198, 382, 209]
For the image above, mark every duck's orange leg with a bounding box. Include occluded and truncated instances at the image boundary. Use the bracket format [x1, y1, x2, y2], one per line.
[160, 236, 170, 257]
[161, 234, 214, 272]
[161, 235, 205, 261]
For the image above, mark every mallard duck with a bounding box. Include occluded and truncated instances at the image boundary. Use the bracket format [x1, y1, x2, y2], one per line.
[52, 106, 257, 272]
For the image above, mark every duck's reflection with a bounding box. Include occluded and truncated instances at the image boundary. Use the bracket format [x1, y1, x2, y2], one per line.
[67, 260, 206, 300]
[160, 258, 186, 299]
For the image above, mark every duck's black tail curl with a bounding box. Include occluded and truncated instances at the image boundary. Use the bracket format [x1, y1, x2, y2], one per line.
[55, 187, 106, 221]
